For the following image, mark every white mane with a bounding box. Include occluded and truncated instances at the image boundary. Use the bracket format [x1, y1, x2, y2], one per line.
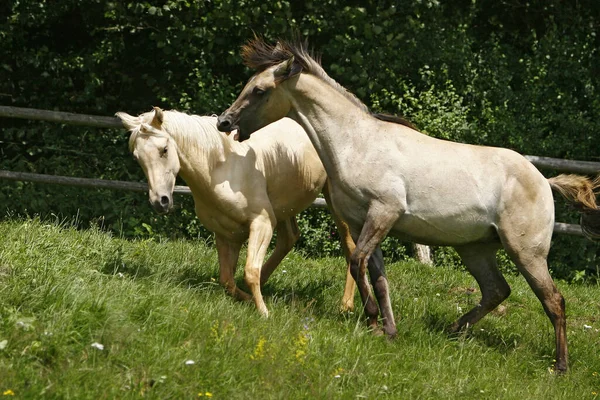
[124, 110, 232, 157]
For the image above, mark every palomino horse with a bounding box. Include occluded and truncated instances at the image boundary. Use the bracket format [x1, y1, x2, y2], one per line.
[116, 107, 361, 317]
[217, 38, 600, 372]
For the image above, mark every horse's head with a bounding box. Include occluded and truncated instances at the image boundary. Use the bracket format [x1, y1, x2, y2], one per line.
[217, 39, 302, 141]
[116, 107, 180, 214]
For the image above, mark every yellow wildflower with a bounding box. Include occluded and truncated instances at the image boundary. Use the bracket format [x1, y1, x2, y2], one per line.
[293, 332, 309, 364]
[211, 320, 235, 344]
[3, 390, 15, 396]
[198, 392, 213, 397]
[250, 336, 267, 360]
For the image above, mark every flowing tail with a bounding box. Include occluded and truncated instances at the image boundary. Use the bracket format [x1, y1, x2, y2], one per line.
[548, 174, 600, 240]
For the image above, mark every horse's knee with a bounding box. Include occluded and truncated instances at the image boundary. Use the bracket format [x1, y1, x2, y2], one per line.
[543, 292, 566, 323]
[349, 257, 362, 281]
[245, 267, 261, 288]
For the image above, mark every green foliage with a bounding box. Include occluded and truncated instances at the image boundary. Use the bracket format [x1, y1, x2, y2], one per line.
[1, 218, 600, 398]
[1, 0, 599, 280]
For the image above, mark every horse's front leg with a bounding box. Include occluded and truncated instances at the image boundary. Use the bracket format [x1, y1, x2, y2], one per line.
[352, 208, 400, 338]
[245, 211, 276, 317]
[215, 235, 251, 302]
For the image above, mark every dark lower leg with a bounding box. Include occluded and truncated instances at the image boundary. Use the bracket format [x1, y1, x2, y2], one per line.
[350, 209, 399, 335]
[540, 289, 568, 372]
[350, 256, 379, 330]
[369, 247, 397, 338]
[452, 245, 510, 332]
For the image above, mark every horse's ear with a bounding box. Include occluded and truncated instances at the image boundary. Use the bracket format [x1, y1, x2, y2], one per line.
[152, 106, 164, 126]
[274, 56, 301, 81]
[115, 112, 138, 130]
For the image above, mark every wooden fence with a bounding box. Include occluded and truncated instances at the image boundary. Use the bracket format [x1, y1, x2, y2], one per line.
[1, 105, 599, 241]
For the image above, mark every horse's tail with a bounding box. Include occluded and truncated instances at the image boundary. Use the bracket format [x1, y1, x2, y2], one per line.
[548, 174, 600, 240]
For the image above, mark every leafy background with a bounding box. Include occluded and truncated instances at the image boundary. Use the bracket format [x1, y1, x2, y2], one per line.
[1, 0, 599, 279]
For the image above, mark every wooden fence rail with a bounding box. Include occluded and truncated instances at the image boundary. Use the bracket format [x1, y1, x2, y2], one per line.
[1, 105, 598, 239]
[3, 105, 600, 173]
[0, 105, 123, 129]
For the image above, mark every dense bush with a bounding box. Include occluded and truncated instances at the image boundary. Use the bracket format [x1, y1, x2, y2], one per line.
[1, 0, 599, 279]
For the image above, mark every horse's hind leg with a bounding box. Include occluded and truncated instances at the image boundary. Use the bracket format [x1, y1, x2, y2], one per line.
[330, 213, 357, 311]
[215, 235, 251, 302]
[452, 243, 510, 332]
[323, 180, 357, 311]
[500, 231, 568, 372]
[260, 217, 300, 286]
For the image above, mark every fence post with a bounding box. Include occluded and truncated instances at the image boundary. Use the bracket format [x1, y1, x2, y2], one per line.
[413, 243, 433, 265]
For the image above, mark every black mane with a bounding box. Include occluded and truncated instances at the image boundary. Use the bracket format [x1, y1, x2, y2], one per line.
[372, 113, 416, 129]
[242, 37, 416, 130]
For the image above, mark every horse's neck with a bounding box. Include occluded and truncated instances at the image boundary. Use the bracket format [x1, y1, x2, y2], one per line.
[287, 74, 376, 179]
[164, 114, 227, 185]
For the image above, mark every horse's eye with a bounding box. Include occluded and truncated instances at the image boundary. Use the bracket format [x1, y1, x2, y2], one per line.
[161, 146, 168, 157]
[253, 87, 266, 96]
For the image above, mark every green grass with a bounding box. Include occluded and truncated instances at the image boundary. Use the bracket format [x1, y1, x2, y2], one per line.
[0, 218, 599, 399]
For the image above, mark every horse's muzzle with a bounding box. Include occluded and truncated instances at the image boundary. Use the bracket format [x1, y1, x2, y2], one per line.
[151, 195, 172, 214]
[216, 114, 237, 132]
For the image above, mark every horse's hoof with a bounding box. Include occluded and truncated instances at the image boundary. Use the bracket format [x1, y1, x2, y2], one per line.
[449, 320, 470, 334]
[370, 327, 385, 336]
[552, 362, 568, 375]
[385, 329, 398, 340]
[449, 322, 461, 334]
[339, 302, 355, 313]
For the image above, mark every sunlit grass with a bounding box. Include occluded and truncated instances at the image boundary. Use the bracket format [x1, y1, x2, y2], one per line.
[0, 218, 599, 399]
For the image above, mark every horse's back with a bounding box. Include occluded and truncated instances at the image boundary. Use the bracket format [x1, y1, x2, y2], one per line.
[246, 118, 327, 219]
[344, 125, 555, 245]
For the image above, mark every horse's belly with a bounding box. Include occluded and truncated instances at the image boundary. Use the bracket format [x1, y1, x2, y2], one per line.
[392, 213, 498, 246]
[329, 189, 499, 245]
[267, 170, 326, 220]
[269, 181, 323, 221]
[271, 196, 318, 221]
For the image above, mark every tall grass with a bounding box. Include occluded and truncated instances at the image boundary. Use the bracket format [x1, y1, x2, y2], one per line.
[0, 218, 598, 399]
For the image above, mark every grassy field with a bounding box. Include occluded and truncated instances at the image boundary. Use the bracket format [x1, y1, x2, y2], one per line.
[0, 218, 599, 399]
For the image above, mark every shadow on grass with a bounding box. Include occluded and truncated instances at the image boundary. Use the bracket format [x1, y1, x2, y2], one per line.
[98, 245, 221, 290]
[258, 275, 365, 326]
[99, 248, 154, 279]
[423, 310, 521, 354]
[99, 250, 350, 323]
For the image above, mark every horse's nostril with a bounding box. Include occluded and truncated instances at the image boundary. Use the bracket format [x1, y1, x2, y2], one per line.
[160, 195, 170, 206]
[217, 116, 231, 131]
